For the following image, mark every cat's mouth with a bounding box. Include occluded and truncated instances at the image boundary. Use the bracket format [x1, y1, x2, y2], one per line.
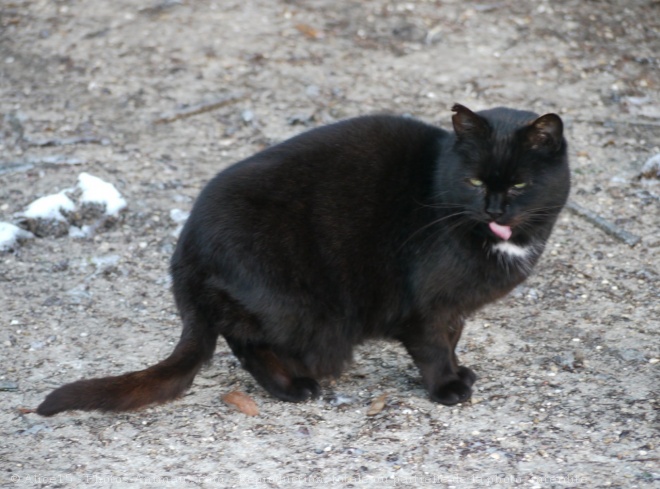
[488, 221, 512, 241]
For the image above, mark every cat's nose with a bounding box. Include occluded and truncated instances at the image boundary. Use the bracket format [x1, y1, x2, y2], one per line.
[485, 194, 505, 219]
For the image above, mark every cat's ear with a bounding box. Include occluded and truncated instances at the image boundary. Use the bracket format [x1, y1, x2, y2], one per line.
[526, 113, 563, 151]
[451, 104, 489, 139]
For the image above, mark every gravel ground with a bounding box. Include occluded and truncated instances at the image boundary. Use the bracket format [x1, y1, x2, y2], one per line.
[1, 1, 658, 488]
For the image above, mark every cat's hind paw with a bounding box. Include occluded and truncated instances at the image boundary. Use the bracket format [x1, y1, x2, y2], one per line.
[275, 377, 321, 402]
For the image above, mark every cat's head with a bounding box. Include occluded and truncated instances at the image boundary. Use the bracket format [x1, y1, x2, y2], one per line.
[439, 104, 570, 243]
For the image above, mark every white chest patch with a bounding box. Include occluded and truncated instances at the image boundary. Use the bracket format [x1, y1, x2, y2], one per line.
[491, 241, 532, 260]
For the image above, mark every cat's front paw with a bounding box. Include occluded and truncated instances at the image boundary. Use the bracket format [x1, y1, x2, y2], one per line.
[430, 377, 473, 406]
[457, 366, 477, 386]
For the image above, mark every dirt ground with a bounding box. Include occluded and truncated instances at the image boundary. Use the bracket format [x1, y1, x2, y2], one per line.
[1, 0, 658, 487]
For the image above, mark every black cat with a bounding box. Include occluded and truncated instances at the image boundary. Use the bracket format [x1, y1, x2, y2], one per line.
[37, 104, 570, 416]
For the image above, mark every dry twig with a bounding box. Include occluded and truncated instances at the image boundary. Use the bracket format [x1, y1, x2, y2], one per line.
[154, 94, 244, 124]
[566, 200, 641, 247]
[573, 118, 660, 128]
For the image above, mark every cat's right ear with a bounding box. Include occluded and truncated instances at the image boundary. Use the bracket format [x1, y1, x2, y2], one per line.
[451, 104, 489, 140]
[526, 113, 564, 152]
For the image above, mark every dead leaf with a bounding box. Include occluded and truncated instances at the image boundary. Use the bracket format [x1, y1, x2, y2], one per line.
[295, 23, 323, 40]
[470, 396, 483, 405]
[366, 393, 388, 416]
[222, 391, 259, 416]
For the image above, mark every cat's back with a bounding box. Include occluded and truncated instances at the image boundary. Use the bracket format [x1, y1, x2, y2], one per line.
[189, 115, 447, 224]
[216, 114, 445, 187]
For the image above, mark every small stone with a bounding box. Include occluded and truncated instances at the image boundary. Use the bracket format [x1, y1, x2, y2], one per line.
[305, 85, 320, 98]
[328, 394, 355, 407]
[169, 208, 189, 224]
[241, 109, 254, 123]
[553, 353, 575, 370]
[614, 348, 647, 363]
[0, 381, 18, 391]
[640, 154, 660, 180]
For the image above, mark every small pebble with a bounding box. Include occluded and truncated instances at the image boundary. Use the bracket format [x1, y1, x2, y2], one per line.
[169, 208, 189, 224]
[0, 381, 18, 391]
[241, 109, 254, 123]
[305, 85, 320, 98]
[328, 395, 355, 407]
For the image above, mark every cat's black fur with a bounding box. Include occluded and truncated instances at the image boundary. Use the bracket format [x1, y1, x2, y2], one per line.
[37, 104, 570, 416]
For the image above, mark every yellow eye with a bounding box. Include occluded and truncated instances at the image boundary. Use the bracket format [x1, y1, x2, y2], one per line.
[513, 182, 527, 189]
[469, 178, 484, 187]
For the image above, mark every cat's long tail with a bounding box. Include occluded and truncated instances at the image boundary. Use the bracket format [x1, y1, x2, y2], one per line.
[36, 325, 217, 416]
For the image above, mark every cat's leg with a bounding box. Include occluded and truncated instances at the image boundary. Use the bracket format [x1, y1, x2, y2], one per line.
[449, 325, 477, 388]
[399, 319, 474, 405]
[225, 339, 321, 402]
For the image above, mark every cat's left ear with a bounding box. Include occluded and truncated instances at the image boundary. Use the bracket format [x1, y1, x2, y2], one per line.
[526, 113, 563, 151]
[452, 104, 489, 139]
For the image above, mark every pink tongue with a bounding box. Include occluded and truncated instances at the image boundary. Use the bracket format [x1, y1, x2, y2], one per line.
[489, 222, 512, 241]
